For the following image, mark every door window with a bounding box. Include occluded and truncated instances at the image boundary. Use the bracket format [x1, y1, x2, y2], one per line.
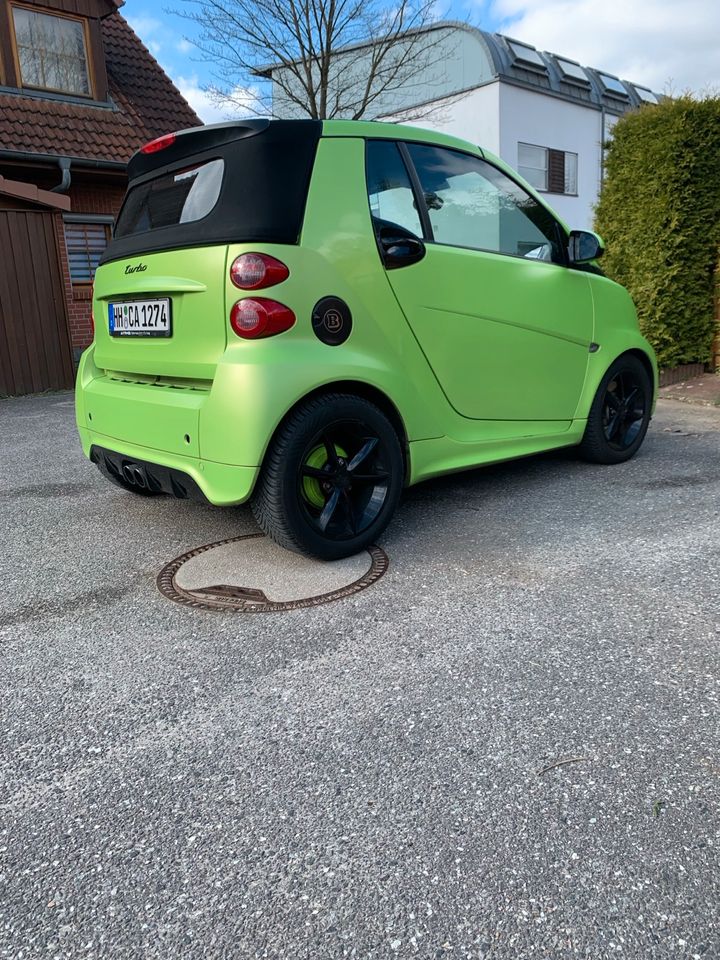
[406, 144, 563, 263]
[366, 140, 423, 238]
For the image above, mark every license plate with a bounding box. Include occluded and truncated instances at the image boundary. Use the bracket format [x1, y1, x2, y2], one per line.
[109, 299, 171, 337]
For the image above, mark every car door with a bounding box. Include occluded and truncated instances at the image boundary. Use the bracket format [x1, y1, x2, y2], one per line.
[365, 139, 595, 422]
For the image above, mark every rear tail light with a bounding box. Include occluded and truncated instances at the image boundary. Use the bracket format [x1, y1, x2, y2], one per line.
[140, 132, 177, 154]
[230, 298, 295, 339]
[230, 253, 289, 290]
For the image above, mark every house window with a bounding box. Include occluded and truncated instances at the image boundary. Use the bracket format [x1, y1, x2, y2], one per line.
[11, 6, 92, 97]
[598, 73, 629, 98]
[518, 143, 578, 196]
[562, 151, 578, 195]
[517, 143, 548, 191]
[555, 58, 590, 85]
[507, 40, 547, 72]
[64, 221, 111, 283]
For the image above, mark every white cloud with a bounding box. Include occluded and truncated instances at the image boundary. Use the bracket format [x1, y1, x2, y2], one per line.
[173, 74, 266, 124]
[126, 14, 166, 55]
[126, 14, 162, 38]
[176, 38, 193, 54]
[488, 0, 720, 93]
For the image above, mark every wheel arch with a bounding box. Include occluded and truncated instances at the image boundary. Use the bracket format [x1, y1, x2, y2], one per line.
[575, 343, 658, 425]
[620, 347, 657, 390]
[264, 380, 411, 480]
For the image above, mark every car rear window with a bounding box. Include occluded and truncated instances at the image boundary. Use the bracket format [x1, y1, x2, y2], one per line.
[115, 159, 224, 237]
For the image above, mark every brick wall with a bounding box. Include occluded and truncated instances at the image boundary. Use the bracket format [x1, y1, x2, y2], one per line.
[58, 180, 126, 356]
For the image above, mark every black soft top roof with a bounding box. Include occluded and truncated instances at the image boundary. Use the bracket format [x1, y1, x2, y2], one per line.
[101, 119, 322, 265]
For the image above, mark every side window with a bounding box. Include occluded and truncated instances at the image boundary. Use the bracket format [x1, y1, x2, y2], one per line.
[406, 144, 564, 263]
[366, 140, 423, 238]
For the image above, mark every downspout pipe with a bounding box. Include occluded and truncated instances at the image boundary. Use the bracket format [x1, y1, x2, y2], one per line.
[51, 156, 72, 193]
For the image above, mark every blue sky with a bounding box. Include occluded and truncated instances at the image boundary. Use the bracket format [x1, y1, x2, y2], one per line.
[122, 0, 720, 122]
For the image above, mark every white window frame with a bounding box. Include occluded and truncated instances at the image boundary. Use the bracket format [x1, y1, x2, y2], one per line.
[518, 143, 579, 197]
[564, 151, 579, 196]
[518, 143, 548, 192]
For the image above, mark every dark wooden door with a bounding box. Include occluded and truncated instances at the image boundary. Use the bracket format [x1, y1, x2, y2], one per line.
[0, 210, 74, 396]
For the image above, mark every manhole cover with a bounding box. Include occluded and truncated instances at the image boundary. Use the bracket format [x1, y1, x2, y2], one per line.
[157, 533, 388, 612]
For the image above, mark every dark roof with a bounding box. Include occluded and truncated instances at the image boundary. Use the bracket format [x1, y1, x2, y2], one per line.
[0, 13, 202, 166]
[474, 29, 663, 114]
[260, 21, 663, 118]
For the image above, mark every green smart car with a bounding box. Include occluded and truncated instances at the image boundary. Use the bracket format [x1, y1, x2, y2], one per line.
[76, 119, 657, 559]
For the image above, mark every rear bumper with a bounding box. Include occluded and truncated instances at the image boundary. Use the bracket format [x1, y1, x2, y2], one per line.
[76, 346, 259, 505]
[78, 427, 257, 505]
[92, 445, 207, 500]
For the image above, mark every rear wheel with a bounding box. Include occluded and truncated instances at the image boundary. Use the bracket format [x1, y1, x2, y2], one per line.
[578, 355, 652, 464]
[251, 394, 404, 559]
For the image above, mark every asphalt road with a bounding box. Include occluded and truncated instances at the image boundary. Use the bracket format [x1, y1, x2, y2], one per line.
[1, 394, 719, 959]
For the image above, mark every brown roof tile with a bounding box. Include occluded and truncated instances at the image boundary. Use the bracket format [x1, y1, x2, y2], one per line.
[0, 13, 202, 164]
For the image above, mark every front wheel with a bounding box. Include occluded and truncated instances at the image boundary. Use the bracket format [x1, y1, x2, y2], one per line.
[251, 394, 404, 560]
[578, 355, 652, 464]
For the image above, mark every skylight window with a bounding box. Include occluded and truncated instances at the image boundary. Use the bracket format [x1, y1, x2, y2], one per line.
[508, 40, 546, 69]
[634, 86, 659, 104]
[556, 58, 589, 84]
[599, 73, 629, 96]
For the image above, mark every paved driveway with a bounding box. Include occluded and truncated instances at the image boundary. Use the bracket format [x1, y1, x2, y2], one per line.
[1, 394, 719, 959]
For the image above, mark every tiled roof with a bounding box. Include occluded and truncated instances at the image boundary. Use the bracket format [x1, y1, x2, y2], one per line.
[0, 13, 202, 164]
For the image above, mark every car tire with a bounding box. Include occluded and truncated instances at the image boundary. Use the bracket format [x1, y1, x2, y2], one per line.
[578, 354, 652, 464]
[251, 393, 404, 560]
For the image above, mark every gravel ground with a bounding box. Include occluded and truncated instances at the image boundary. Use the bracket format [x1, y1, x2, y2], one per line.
[0, 394, 718, 960]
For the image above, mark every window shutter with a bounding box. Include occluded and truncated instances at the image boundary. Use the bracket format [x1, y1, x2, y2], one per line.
[64, 222, 109, 282]
[548, 149, 566, 194]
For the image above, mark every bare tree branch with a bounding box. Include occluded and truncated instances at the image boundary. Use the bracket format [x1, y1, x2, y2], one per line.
[169, 0, 458, 121]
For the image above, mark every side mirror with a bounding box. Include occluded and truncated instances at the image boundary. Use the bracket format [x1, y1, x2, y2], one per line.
[568, 230, 605, 264]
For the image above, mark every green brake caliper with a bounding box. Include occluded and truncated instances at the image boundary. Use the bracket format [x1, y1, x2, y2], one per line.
[302, 444, 348, 509]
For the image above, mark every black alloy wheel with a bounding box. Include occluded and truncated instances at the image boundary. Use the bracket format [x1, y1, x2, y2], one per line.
[251, 394, 404, 559]
[602, 369, 647, 451]
[299, 425, 393, 541]
[579, 354, 652, 464]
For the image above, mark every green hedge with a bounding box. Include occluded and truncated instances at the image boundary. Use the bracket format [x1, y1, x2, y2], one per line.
[594, 96, 720, 368]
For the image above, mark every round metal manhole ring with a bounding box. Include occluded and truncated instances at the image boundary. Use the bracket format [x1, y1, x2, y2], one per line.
[156, 533, 389, 613]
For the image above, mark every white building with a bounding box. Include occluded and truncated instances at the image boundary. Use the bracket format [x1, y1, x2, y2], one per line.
[261, 22, 661, 230]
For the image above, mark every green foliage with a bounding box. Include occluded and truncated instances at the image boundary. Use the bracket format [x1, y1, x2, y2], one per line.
[594, 96, 720, 367]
